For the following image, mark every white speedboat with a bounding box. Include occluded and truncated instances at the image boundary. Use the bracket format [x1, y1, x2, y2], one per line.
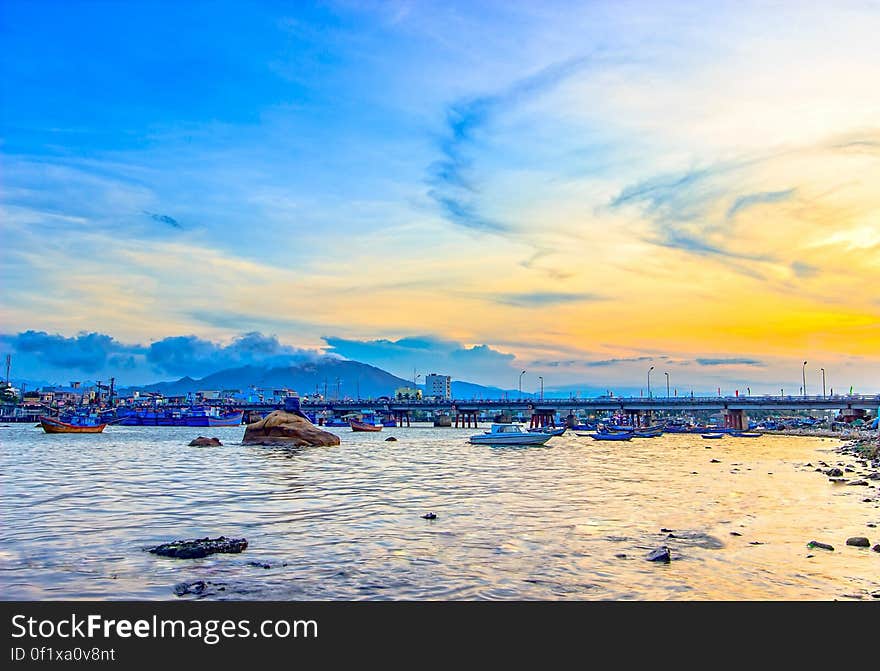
[469, 423, 553, 446]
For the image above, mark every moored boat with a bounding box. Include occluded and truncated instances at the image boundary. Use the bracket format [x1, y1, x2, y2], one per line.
[470, 423, 552, 446]
[701, 433, 724, 439]
[350, 419, 382, 432]
[528, 426, 566, 436]
[591, 431, 633, 441]
[39, 416, 107, 434]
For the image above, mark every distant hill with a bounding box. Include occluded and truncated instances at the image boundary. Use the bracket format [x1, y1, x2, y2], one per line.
[138, 360, 413, 398]
[132, 360, 540, 401]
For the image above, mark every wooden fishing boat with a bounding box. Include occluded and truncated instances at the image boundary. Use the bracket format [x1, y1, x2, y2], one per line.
[350, 419, 382, 432]
[591, 431, 633, 441]
[39, 416, 107, 434]
[700, 433, 724, 439]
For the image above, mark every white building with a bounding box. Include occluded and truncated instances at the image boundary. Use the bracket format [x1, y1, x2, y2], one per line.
[425, 373, 452, 399]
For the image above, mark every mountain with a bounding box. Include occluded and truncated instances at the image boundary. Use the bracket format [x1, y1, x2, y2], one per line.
[134, 360, 536, 401]
[138, 360, 413, 398]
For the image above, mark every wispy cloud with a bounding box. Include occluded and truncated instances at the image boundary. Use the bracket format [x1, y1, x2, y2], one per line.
[144, 211, 182, 229]
[427, 54, 595, 234]
[726, 189, 795, 219]
[696, 357, 764, 367]
[490, 291, 604, 307]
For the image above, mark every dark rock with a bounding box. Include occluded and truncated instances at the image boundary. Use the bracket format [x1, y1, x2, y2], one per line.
[872, 545, 880, 553]
[614, 553, 627, 559]
[825, 468, 844, 477]
[845, 536, 870, 547]
[806, 554, 814, 558]
[867, 473, 880, 480]
[660, 528, 674, 533]
[188, 436, 222, 447]
[730, 531, 742, 536]
[148, 536, 248, 559]
[807, 540, 834, 551]
[248, 561, 272, 569]
[242, 410, 340, 447]
[667, 533, 677, 538]
[749, 541, 764, 545]
[868, 523, 877, 528]
[863, 498, 874, 503]
[848, 480, 869, 486]
[645, 547, 671, 563]
[710, 459, 721, 463]
[174, 580, 207, 596]
[805, 463, 813, 467]
[385, 436, 397, 441]
[421, 512, 437, 520]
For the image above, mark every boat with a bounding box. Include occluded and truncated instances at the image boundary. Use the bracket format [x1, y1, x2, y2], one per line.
[350, 419, 382, 432]
[469, 423, 552, 446]
[184, 407, 244, 427]
[528, 426, 566, 436]
[632, 428, 663, 438]
[731, 432, 762, 438]
[39, 415, 107, 434]
[590, 431, 633, 441]
[701, 433, 725, 439]
[568, 423, 597, 431]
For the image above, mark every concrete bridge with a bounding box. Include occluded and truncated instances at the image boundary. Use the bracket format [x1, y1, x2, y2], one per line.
[239, 394, 880, 429]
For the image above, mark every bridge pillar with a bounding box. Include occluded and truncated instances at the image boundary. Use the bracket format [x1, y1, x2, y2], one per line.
[722, 409, 747, 430]
[455, 410, 478, 428]
[530, 409, 555, 428]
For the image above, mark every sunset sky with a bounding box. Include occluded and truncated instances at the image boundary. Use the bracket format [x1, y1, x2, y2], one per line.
[1, 1, 878, 393]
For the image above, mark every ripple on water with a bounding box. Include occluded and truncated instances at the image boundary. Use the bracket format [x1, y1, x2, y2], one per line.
[1, 425, 877, 600]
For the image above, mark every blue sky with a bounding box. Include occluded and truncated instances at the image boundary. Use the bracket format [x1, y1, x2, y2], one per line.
[1, 1, 879, 392]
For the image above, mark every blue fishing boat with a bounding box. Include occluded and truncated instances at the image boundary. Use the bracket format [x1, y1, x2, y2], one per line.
[185, 407, 243, 427]
[590, 431, 633, 441]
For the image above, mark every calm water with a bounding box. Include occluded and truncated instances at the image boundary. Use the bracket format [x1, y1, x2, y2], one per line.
[1, 423, 877, 600]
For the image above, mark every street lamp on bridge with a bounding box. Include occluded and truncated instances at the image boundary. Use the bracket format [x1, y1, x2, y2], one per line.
[538, 376, 544, 401]
[519, 370, 526, 399]
[664, 371, 670, 398]
[647, 366, 654, 398]
[802, 361, 808, 397]
[820, 368, 826, 399]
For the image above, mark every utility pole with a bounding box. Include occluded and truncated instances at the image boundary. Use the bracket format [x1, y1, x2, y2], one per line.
[4, 354, 10, 384]
[109, 377, 115, 406]
[820, 368, 826, 399]
[519, 370, 526, 399]
[664, 371, 669, 398]
[336, 377, 341, 401]
[538, 376, 544, 401]
[647, 366, 654, 398]
[802, 361, 808, 397]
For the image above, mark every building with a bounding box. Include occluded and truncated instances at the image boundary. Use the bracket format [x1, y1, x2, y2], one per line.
[425, 373, 452, 399]
[395, 386, 423, 401]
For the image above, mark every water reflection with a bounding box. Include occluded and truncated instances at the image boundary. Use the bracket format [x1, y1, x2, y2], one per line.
[1, 424, 877, 600]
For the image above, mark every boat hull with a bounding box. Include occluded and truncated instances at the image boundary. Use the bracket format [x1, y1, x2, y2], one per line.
[591, 432, 633, 441]
[350, 420, 382, 432]
[40, 417, 106, 433]
[469, 434, 551, 446]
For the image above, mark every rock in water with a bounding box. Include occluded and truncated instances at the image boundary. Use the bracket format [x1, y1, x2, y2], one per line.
[242, 410, 340, 447]
[148, 536, 248, 559]
[825, 468, 844, 477]
[645, 547, 671, 563]
[421, 512, 438, 520]
[872, 545, 880, 553]
[188, 436, 222, 447]
[845, 536, 871, 547]
[385, 436, 398, 441]
[807, 540, 835, 551]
